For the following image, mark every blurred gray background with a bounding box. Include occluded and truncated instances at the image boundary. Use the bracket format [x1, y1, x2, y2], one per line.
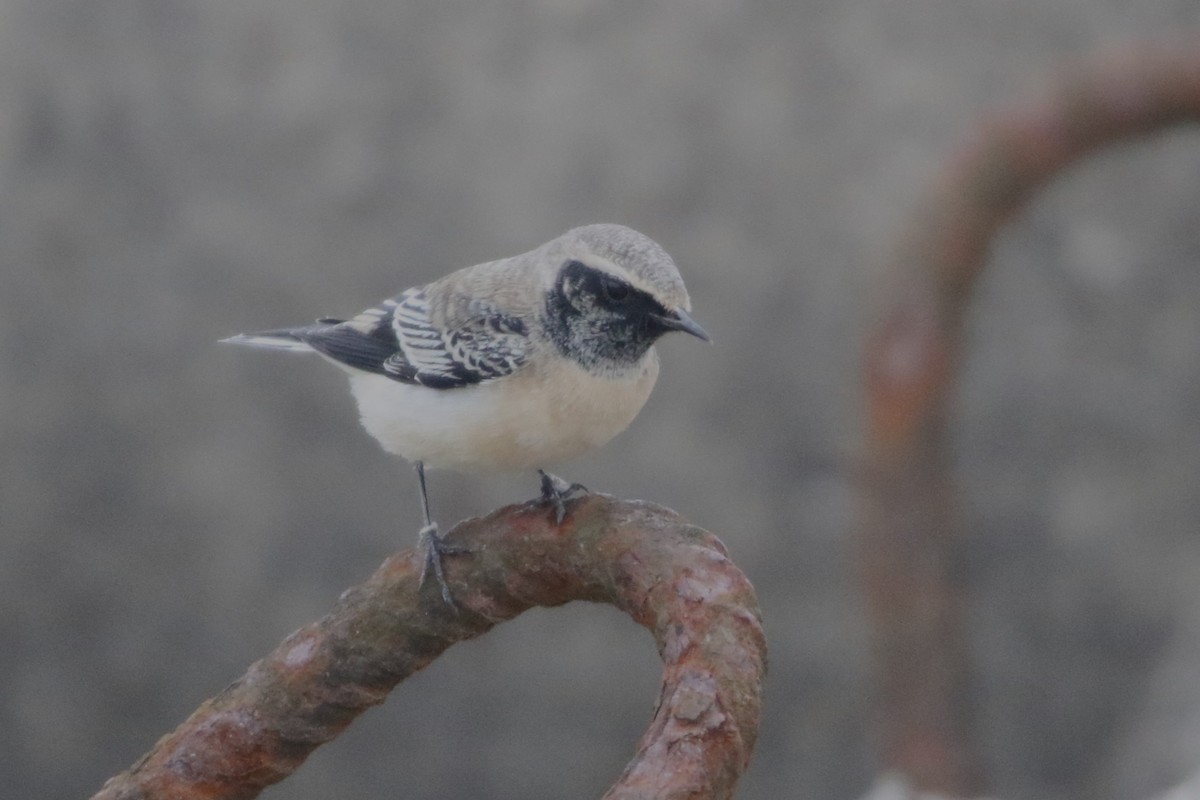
[3, 1, 1200, 798]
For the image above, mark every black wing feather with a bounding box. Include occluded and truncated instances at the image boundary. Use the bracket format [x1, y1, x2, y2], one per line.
[297, 325, 402, 376]
[296, 290, 531, 390]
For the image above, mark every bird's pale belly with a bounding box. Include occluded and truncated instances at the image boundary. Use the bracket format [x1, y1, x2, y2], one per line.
[347, 353, 660, 472]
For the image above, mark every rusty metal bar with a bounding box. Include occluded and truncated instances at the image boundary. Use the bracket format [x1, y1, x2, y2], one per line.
[92, 496, 766, 800]
[859, 40, 1200, 796]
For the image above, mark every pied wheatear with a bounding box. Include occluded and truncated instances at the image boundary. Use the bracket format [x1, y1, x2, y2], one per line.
[223, 224, 709, 606]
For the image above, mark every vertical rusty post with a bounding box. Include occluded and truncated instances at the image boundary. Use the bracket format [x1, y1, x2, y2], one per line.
[858, 41, 1200, 796]
[862, 281, 980, 793]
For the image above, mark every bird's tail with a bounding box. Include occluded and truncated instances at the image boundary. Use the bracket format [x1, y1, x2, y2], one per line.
[220, 320, 342, 352]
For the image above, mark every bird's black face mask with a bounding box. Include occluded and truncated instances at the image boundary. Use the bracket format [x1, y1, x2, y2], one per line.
[544, 259, 703, 372]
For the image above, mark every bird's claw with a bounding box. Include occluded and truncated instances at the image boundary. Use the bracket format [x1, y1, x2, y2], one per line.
[538, 469, 589, 524]
[418, 523, 470, 610]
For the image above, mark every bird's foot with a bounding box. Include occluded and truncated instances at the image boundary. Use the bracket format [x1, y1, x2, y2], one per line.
[418, 523, 470, 610]
[538, 469, 589, 525]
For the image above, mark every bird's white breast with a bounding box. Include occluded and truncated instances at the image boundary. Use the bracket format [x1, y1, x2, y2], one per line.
[345, 351, 660, 472]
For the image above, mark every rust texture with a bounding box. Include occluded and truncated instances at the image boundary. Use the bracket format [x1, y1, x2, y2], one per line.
[91, 495, 766, 800]
[859, 41, 1200, 795]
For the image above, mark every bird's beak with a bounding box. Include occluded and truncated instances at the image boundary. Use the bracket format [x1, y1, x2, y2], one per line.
[653, 307, 712, 342]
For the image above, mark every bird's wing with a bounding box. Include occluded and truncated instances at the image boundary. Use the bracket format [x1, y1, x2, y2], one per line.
[297, 287, 532, 389]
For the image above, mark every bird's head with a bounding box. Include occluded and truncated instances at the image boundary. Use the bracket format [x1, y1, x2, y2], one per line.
[541, 224, 710, 373]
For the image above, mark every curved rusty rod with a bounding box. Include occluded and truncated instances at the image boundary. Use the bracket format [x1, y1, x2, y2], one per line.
[860, 40, 1200, 795]
[91, 495, 766, 800]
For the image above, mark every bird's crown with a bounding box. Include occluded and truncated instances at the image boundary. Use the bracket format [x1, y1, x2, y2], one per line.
[543, 224, 692, 312]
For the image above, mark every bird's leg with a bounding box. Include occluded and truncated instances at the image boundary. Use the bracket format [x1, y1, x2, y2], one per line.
[538, 469, 589, 525]
[414, 461, 469, 609]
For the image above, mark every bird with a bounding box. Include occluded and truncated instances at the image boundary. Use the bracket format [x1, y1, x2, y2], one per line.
[223, 224, 710, 607]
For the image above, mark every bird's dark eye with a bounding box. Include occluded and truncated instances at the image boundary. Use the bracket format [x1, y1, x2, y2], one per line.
[600, 278, 630, 304]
